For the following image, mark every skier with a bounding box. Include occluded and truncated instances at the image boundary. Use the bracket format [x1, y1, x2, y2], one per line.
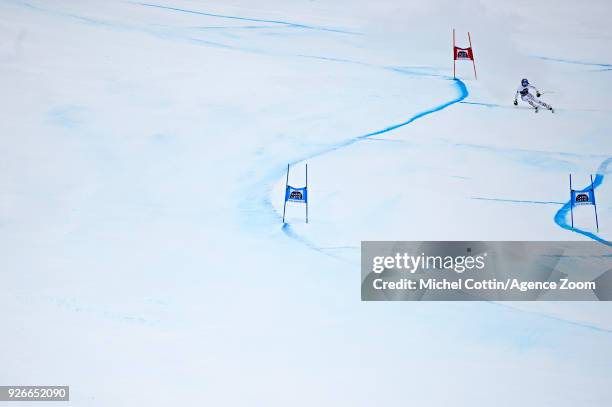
[513, 78, 554, 113]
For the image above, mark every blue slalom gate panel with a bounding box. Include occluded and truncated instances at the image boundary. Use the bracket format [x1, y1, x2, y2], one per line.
[285, 186, 307, 203]
[571, 189, 595, 206]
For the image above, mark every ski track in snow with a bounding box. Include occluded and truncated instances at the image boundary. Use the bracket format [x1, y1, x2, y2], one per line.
[554, 157, 612, 246]
[492, 302, 612, 334]
[533, 56, 612, 71]
[460, 100, 612, 114]
[471, 197, 565, 205]
[138, 2, 362, 35]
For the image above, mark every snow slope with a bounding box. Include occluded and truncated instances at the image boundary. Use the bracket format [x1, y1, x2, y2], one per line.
[1, 0, 611, 405]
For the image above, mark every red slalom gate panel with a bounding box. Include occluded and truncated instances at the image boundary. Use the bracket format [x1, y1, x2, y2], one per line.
[453, 29, 477, 79]
[454, 46, 473, 61]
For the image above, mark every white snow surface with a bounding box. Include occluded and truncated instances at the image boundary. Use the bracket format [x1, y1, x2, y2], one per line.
[1, 0, 611, 405]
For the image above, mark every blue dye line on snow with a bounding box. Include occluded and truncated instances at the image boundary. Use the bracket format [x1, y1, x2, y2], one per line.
[278, 78, 468, 169]
[492, 302, 612, 334]
[294, 58, 446, 79]
[139, 3, 360, 35]
[461, 101, 549, 111]
[461, 101, 612, 114]
[16, 0, 128, 29]
[554, 157, 612, 246]
[193, 25, 280, 30]
[533, 56, 612, 70]
[386, 66, 446, 77]
[472, 197, 565, 205]
[281, 223, 342, 259]
[460, 101, 502, 108]
[358, 79, 468, 139]
[293, 77, 467, 166]
[281, 78, 468, 242]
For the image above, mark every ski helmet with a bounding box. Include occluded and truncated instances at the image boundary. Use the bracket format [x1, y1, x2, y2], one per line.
[521, 78, 529, 87]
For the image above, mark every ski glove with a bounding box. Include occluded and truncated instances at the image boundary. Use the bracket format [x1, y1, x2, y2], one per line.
[513, 100, 518, 106]
[536, 91, 541, 97]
